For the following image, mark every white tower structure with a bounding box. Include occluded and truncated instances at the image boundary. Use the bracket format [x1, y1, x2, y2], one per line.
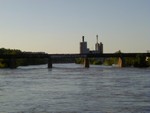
[95, 35, 103, 53]
[95, 35, 99, 51]
[99, 42, 103, 53]
[80, 36, 89, 54]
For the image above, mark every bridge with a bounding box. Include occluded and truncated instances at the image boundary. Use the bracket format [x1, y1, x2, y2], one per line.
[0, 52, 150, 68]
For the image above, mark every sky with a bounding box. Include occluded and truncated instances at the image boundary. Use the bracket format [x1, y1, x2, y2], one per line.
[0, 0, 150, 53]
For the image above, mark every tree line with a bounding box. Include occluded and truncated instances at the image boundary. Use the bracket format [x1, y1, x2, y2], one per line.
[0, 48, 47, 68]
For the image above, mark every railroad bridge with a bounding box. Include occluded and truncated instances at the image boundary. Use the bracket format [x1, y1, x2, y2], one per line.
[0, 53, 150, 68]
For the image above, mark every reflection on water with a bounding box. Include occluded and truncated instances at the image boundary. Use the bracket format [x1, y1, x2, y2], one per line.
[0, 64, 150, 113]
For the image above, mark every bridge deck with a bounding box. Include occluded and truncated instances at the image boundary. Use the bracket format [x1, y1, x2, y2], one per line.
[0, 53, 149, 59]
[50, 53, 150, 58]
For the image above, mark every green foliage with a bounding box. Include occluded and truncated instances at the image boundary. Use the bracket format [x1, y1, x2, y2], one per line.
[92, 60, 102, 65]
[75, 58, 103, 65]
[0, 63, 6, 68]
[103, 55, 149, 67]
[0, 59, 7, 68]
[103, 58, 118, 66]
[124, 57, 135, 66]
[148, 57, 150, 65]
[0, 48, 47, 68]
[75, 58, 84, 64]
[133, 54, 149, 67]
[90, 58, 103, 65]
[115, 50, 122, 53]
[0, 48, 21, 55]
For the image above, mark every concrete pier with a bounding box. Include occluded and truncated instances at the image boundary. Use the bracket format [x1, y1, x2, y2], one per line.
[118, 57, 125, 67]
[48, 56, 52, 68]
[84, 57, 90, 68]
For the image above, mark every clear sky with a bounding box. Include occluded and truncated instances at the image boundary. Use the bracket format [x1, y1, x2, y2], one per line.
[0, 0, 150, 53]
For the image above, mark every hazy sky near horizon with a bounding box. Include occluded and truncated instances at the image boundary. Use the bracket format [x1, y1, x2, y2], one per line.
[0, 0, 150, 53]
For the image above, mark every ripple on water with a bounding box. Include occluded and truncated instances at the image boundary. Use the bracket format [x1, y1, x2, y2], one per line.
[0, 64, 150, 113]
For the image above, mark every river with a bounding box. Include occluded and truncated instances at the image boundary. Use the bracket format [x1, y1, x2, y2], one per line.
[0, 63, 150, 113]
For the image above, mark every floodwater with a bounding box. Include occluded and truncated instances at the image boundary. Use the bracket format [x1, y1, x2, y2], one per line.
[0, 64, 150, 113]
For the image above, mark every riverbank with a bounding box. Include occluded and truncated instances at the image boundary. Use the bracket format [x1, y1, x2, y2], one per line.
[75, 57, 150, 68]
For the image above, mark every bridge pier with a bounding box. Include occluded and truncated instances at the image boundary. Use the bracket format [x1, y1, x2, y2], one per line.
[84, 57, 90, 68]
[118, 57, 125, 67]
[48, 56, 52, 68]
[9, 58, 17, 69]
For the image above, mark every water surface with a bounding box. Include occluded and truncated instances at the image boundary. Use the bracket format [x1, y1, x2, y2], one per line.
[0, 64, 150, 113]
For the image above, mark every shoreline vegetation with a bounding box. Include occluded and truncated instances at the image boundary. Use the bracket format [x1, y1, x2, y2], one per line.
[75, 50, 150, 68]
[0, 48, 47, 68]
[75, 57, 150, 68]
[0, 48, 149, 68]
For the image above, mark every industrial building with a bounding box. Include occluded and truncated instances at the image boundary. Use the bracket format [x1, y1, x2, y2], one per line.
[80, 36, 89, 54]
[95, 35, 103, 53]
[80, 35, 103, 54]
